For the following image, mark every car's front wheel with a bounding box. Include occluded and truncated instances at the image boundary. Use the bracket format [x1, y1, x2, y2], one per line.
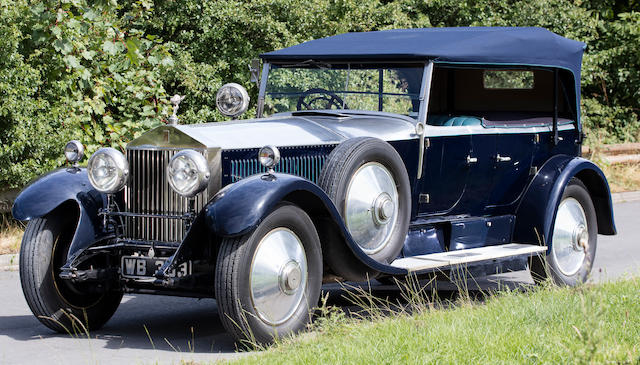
[19, 213, 123, 333]
[215, 203, 323, 344]
[530, 178, 598, 286]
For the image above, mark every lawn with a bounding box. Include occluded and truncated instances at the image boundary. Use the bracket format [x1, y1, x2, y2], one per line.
[232, 277, 640, 364]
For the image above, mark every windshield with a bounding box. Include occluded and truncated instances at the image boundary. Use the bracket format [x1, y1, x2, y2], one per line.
[263, 63, 424, 118]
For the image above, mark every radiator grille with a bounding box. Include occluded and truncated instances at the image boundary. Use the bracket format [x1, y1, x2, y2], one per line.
[230, 155, 327, 183]
[124, 148, 208, 243]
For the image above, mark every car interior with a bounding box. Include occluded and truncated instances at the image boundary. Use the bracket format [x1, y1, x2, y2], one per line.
[427, 66, 577, 128]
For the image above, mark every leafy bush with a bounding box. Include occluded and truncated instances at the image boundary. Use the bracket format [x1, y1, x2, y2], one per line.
[0, 0, 638, 189]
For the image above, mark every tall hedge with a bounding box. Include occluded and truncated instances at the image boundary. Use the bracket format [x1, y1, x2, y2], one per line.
[0, 0, 638, 188]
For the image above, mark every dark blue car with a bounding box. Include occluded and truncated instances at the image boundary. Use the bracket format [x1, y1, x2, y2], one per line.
[13, 27, 616, 343]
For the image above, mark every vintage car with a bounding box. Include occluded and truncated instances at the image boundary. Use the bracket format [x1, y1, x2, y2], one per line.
[13, 27, 616, 343]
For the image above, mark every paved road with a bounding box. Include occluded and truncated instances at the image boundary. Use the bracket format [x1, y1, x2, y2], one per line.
[1, 201, 638, 365]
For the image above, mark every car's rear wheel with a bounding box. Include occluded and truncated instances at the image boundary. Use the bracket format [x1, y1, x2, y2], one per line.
[19, 213, 122, 333]
[215, 203, 322, 344]
[319, 137, 410, 264]
[530, 178, 597, 286]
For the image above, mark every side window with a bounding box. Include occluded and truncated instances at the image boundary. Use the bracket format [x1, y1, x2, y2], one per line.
[483, 70, 534, 90]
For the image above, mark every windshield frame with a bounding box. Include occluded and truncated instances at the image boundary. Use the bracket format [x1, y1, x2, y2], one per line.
[256, 61, 431, 121]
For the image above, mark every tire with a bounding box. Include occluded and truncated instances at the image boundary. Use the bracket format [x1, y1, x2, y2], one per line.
[318, 137, 410, 264]
[19, 214, 122, 333]
[530, 178, 598, 286]
[215, 203, 323, 344]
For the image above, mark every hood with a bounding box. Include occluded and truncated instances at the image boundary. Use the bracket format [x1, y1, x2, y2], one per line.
[127, 111, 417, 150]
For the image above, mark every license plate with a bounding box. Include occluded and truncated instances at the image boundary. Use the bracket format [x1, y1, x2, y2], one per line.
[121, 256, 192, 279]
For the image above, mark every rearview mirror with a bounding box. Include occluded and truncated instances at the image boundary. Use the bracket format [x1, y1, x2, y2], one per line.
[249, 59, 261, 85]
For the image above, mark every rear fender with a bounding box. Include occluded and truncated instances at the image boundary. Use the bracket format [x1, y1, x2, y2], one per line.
[204, 173, 406, 275]
[12, 168, 108, 264]
[514, 155, 616, 251]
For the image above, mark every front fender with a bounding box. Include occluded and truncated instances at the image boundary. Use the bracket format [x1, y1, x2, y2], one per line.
[12, 168, 107, 263]
[514, 155, 616, 250]
[204, 173, 406, 275]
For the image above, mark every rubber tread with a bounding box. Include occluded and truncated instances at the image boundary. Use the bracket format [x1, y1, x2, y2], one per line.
[530, 178, 598, 286]
[19, 218, 54, 329]
[19, 215, 122, 333]
[214, 235, 249, 342]
[317, 137, 368, 201]
[318, 137, 410, 264]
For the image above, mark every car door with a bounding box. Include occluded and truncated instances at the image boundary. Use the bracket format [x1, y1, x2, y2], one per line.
[418, 128, 472, 216]
[485, 132, 535, 208]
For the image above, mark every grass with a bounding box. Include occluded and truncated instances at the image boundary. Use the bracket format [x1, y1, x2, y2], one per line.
[600, 162, 640, 193]
[229, 276, 640, 364]
[0, 214, 23, 255]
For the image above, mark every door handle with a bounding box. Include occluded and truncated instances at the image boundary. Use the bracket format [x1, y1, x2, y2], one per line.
[466, 155, 478, 164]
[496, 154, 512, 162]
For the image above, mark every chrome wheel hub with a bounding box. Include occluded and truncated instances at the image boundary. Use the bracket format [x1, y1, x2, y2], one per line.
[344, 162, 399, 254]
[551, 197, 588, 276]
[279, 261, 302, 294]
[250, 228, 308, 325]
[373, 192, 395, 225]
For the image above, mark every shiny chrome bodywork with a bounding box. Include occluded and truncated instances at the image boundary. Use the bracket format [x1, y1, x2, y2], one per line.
[250, 227, 308, 325]
[120, 109, 415, 242]
[167, 149, 211, 197]
[87, 147, 130, 194]
[64, 140, 85, 166]
[124, 148, 212, 242]
[551, 197, 589, 275]
[344, 162, 399, 254]
[258, 145, 281, 169]
[416, 62, 433, 179]
[170, 112, 417, 149]
[216, 83, 250, 118]
[168, 94, 185, 125]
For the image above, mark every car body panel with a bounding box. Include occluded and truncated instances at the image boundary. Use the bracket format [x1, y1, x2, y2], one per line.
[203, 172, 407, 275]
[513, 155, 616, 251]
[129, 111, 417, 151]
[12, 168, 108, 264]
[11, 28, 617, 302]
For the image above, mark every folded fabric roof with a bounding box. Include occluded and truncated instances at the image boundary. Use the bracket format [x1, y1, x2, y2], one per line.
[261, 27, 586, 128]
[261, 27, 585, 77]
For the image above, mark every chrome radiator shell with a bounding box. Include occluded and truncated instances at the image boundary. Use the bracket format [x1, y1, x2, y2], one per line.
[123, 147, 221, 243]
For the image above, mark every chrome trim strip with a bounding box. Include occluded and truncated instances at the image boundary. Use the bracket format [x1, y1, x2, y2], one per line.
[424, 123, 575, 137]
[416, 62, 434, 179]
[256, 63, 270, 118]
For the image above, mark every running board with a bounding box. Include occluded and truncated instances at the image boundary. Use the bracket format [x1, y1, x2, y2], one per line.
[390, 243, 547, 273]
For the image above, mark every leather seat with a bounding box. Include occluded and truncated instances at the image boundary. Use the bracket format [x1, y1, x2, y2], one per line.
[427, 115, 482, 126]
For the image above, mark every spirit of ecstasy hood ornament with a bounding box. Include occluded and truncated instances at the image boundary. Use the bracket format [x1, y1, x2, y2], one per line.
[168, 94, 185, 125]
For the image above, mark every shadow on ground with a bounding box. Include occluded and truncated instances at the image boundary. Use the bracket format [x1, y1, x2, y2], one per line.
[0, 270, 533, 356]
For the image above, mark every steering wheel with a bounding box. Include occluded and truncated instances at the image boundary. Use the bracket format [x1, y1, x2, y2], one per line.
[296, 88, 348, 111]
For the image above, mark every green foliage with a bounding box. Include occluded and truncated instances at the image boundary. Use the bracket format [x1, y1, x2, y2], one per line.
[236, 277, 640, 364]
[0, 0, 176, 187]
[0, 0, 638, 188]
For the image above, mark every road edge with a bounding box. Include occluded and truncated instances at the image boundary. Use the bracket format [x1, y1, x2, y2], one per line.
[612, 191, 640, 204]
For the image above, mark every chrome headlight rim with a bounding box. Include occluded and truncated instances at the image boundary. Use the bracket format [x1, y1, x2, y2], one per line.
[167, 149, 210, 198]
[87, 147, 129, 194]
[258, 145, 281, 169]
[216, 83, 250, 118]
[64, 140, 85, 165]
